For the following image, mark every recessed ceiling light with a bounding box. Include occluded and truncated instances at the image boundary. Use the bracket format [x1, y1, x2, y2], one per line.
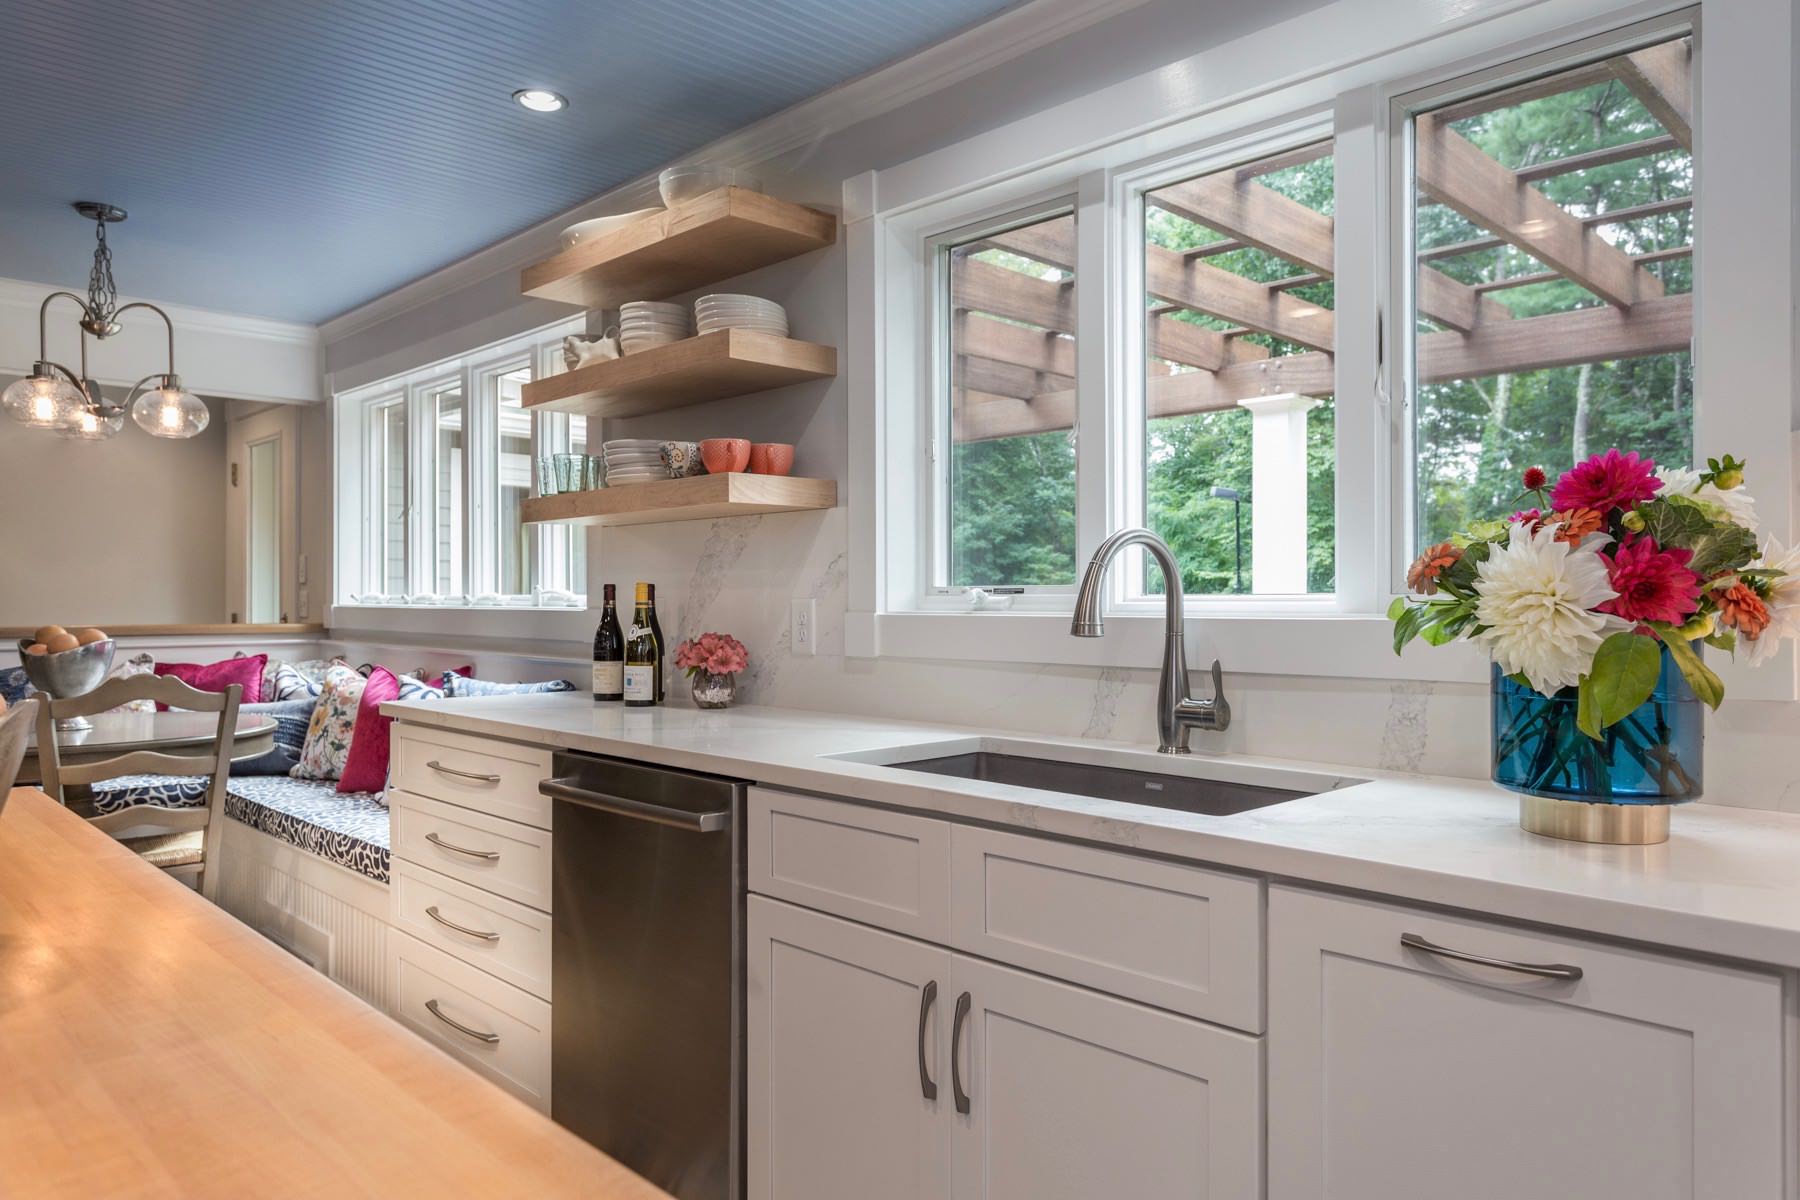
[513, 88, 568, 113]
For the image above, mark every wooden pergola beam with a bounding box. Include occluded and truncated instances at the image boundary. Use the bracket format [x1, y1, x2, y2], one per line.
[1515, 133, 1680, 183]
[1415, 113, 1664, 309]
[1145, 244, 1335, 352]
[1608, 42, 1692, 151]
[953, 257, 1073, 332]
[978, 216, 1076, 272]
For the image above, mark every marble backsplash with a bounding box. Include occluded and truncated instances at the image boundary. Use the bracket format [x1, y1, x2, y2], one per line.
[594, 506, 1800, 815]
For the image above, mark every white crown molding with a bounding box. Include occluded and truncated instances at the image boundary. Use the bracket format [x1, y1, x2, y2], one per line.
[317, 0, 1155, 344]
[0, 275, 322, 403]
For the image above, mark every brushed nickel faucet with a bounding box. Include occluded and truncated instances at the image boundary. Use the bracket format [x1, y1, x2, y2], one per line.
[1071, 527, 1230, 753]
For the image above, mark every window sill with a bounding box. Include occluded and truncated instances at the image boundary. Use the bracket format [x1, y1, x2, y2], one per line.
[327, 604, 592, 646]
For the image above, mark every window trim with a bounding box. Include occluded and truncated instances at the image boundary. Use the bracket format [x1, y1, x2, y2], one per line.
[844, 0, 1794, 696]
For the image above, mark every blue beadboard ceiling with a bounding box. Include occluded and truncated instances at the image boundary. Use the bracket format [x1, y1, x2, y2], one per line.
[0, 0, 1022, 323]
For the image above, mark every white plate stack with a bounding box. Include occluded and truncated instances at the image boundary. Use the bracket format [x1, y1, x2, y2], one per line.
[602, 439, 672, 486]
[695, 293, 789, 337]
[620, 301, 695, 355]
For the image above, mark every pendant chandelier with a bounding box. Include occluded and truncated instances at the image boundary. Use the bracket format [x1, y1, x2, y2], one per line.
[2, 203, 207, 441]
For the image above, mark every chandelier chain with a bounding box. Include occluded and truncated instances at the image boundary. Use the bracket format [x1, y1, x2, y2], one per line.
[86, 216, 118, 325]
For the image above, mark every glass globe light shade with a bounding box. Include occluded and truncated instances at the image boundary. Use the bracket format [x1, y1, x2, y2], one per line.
[3, 374, 87, 429]
[131, 380, 209, 438]
[57, 402, 123, 441]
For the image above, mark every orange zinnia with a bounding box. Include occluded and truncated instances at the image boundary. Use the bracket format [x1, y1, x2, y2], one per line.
[1718, 582, 1771, 640]
[1549, 507, 1604, 544]
[1407, 542, 1462, 595]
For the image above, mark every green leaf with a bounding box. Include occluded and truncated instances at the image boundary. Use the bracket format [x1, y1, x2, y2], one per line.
[1386, 595, 1409, 621]
[1685, 522, 1761, 579]
[1392, 604, 1425, 655]
[1576, 632, 1663, 740]
[1703, 627, 1738, 654]
[1654, 625, 1725, 709]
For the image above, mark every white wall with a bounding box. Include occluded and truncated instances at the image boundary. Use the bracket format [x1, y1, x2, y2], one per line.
[320, 0, 1800, 814]
[0, 376, 230, 626]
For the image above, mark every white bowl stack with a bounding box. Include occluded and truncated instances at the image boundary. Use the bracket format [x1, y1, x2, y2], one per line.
[602, 439, 672, 486]
[695, 294, 789, 337]
[620, 301, 695, 355]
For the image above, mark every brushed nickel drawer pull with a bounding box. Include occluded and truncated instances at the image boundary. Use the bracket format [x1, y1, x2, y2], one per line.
[426, 831, 500, 861]
[427, 759, 501, 784]
[425, 905, 500, 942]
[425, 998, 500, 1044]
[1401, 932, 1583, 981]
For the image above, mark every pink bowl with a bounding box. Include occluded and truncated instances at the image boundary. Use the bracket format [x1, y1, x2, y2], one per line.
[748, 443, 795, 476]
[699, 438, 751, 474]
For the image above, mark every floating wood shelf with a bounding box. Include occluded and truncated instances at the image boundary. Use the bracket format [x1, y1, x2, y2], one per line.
[521, 473, 837, 528]
[521, 329, 836, 419]
[521, 187, 838, 308]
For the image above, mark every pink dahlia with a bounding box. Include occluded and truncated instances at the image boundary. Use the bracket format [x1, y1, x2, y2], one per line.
[1550, 449, 1662, 513]
[1597, 538, 1701, 625]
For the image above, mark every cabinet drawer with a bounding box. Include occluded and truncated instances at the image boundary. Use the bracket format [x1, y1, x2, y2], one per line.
[388, 931, 551, 1112]
[748, 789, 950, 942]
[392, 859, 552, 1000]
[390, 790, 553, 913]
[390, 724, 554, 829]
[949, 825, 1263, 1031]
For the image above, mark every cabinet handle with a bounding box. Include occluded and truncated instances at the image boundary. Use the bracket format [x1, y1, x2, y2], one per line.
[917, 980, 939, 1102]
[1401, 932, 1583, 981]
[425, 998, 500, 1044]
[426, 831, 500, 861]
[427, 759, 501, 784]
[950, 990, 972, 1115]
[425, 905, 500, 942]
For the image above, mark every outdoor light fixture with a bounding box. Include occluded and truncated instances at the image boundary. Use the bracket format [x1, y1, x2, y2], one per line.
[512, 88, 568, 112]
[2, 203, 208, 441]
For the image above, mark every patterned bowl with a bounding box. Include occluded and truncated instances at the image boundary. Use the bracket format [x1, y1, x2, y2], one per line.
[699, 438, 751, 474]
[660, 441, 707, 477]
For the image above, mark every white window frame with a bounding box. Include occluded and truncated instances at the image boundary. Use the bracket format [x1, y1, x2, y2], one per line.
[331, 315, 589, 639]
[845, 0, 1793, 696]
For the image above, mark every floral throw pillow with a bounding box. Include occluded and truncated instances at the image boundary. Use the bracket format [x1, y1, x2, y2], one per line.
[103, 653, 157, 714]
[290, 665, 366, 781]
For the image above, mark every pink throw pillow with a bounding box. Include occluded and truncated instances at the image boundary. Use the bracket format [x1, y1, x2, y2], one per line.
[154, 654, 266, 710]
[338, 666, 401, 795]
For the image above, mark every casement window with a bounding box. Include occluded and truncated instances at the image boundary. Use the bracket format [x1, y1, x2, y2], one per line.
[335, 318, 586, 612]
[850, 0, 1791, 686]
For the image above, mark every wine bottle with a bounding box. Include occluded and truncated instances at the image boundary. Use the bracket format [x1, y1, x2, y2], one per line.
[624, 582, 660, 707]
[646, 582, 667, 702]
[591, 584, 624, 701]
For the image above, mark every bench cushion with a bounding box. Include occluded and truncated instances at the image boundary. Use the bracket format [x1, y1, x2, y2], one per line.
[89, 774, 210, 815]
[224, 776, 390, 883]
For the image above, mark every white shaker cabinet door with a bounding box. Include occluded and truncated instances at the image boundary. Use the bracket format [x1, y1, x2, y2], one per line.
[1267, 885, 1787, 1200]
[746, 897, 951, 1200]
[947, 953, 1263, 1200]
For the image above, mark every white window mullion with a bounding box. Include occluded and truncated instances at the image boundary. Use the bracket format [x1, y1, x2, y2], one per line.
[467, 363, 497, 597]
[1332, 85, 1387, 615]
[1072, 168, 1112, 579]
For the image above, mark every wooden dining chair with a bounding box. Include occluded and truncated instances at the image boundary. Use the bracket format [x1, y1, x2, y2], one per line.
[0, 698, 34, 818]
[34, 676, 241, 899]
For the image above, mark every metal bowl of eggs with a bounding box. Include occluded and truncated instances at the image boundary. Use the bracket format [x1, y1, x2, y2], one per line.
[18, 626, 114, 731]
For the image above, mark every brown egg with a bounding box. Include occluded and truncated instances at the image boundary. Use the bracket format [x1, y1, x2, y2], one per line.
[74, 627, 108, 645]
[24, 643, 48, 656]
[32, 625, 66, 645]
[44, 632, 80, 654]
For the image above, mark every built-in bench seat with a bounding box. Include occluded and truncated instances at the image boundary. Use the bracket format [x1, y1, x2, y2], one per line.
[87, 774, 389, 884]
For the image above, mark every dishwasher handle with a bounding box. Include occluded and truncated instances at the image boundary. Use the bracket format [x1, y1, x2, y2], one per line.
[540, 776, 732, 833]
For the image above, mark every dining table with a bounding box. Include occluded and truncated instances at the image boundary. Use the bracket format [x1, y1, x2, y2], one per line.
[16, 708, 277, 785]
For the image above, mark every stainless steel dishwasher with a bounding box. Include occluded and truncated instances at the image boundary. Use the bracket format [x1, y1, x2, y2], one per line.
[541, 751, 745, 1200]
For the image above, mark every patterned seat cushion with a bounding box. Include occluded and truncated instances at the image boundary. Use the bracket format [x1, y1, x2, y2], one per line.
[222, 775, 389, 883]
[88, 773, 211, 816]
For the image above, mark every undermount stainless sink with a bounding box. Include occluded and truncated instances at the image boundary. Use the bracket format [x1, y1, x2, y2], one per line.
[837, 738, 1364, 819]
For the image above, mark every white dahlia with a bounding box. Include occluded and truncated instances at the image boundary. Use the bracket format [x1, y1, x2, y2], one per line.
[1472, 522, 1627, 694]
[1654, 464, 1758, 530]
[1746, 538, 1800, 667]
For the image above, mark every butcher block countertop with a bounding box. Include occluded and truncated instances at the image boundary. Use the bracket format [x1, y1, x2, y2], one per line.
[0, 787, 668, 1200]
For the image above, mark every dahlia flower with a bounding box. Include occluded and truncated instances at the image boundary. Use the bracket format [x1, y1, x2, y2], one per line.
[1551, 449, 1662, 513]
[1718, 582, 1771, 641]
[1472, 522, 1626, 694]
[1597, 538, 1701, 626]
[1406, 542, 1461, 594]
[1745, 538, 1800, 666]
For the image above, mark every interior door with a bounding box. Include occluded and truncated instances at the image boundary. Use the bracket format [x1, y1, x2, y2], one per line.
[746, 897, 950, 1200]
[947, 951, 1263, 1200]
[226, 406, 297, 623]
[1266, 884, 1787, 1200]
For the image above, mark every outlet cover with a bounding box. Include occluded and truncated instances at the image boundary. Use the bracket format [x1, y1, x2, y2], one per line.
[790, 599, 816, 656]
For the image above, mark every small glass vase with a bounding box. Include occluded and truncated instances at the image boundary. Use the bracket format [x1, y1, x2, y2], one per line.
[689, 670, 737, 710]
[1492, 645, 1702, 843]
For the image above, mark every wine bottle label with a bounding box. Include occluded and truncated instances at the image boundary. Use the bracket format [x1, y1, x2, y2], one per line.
[592, 661, 622, 694]
[629, 623, 652, 639]
[623, 664, 656, 702]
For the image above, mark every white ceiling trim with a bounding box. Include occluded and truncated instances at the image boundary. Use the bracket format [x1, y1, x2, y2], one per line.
[0, 275, 322, 404]
[318, 0, 1155, 343]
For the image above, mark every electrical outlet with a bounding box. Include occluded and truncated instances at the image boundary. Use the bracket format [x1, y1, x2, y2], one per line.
[790, 599, 816, 656]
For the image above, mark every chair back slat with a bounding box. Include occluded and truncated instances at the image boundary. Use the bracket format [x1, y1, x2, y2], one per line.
[47, 673, 229, 721]
[0, 700, 33, 813]
[58, 751, 221, 789]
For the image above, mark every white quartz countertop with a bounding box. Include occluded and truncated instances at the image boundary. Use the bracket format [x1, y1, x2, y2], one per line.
[383, 694, 1800, 971]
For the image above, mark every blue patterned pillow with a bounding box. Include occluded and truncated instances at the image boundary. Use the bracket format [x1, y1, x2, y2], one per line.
[232, 696, 318, 776]
[397, 675, 445, 702]
[270, 658, 348, 701]
[0, 667, 34, 706]
[442, 675, 576, 698]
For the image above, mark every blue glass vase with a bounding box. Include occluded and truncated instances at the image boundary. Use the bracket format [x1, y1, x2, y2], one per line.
[1491, 646, 1703, 806]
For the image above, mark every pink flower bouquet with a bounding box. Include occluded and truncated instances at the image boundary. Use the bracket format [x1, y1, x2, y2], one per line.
[674, 632, 750, 680]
